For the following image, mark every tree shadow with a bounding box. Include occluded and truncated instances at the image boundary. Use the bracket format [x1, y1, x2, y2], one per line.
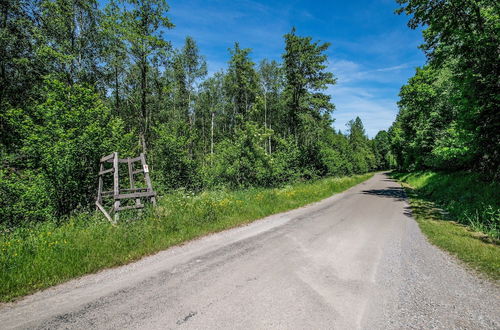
[361, 186, 407, 202]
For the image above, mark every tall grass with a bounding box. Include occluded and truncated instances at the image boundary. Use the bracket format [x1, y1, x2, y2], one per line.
[392, 171, 499, 239]
[0, 173, 372, 302]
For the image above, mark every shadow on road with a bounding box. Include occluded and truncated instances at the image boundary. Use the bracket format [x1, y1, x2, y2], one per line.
[361, 186, 407, 202]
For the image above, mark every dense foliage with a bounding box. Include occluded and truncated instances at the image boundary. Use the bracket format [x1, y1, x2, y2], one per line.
[0, 0, 384, 226]
[390, 0, 499, 178]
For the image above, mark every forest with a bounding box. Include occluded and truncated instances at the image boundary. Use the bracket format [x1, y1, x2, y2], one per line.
[0, 0, 498, 302]
[391, 0, 499, 177]
[0, 0, 390, 227]
[1, 0, 498, 230]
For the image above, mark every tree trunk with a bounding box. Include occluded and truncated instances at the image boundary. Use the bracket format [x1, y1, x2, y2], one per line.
[140, 55, 148, 153]
[264, 92, 268, 153]
[140, 133, 147, 155]
[211, 111, 215, 156]
[114, 65, 120, 115]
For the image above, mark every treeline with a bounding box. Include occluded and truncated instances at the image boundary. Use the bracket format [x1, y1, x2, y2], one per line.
[0, 0, 388, 226]
[388, 0, 499, 178]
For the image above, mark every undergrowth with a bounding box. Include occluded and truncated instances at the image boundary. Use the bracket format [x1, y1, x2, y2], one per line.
[392, 171, 499, 279]
[392, 171, 499, 239]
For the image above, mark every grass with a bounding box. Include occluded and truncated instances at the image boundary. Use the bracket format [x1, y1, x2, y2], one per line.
[391, 171, 499, 280]
[0, 173, 373, 302]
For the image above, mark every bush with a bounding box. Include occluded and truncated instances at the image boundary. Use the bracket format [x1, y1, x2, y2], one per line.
[17, 79, 134, 218]
[151, 123, 199, 191]
[202, 122, 300, 188]
[0, 169, 55, 226]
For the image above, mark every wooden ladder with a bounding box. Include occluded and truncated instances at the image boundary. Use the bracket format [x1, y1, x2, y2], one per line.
[96, 152, 156, 223]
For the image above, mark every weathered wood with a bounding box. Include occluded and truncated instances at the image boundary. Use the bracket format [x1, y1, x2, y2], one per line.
[96, 152, 156, 222]
[128, 158, 142, 207]
[129, 156, 142, 163]
[117, 204, 145, 211]
[103, 188, 147, 196]
[97, 162, 104, 206]
[115, 156, 142, 163]
[100, 153, 115, 162]
[127, 158, 134, 188]
[123, 187, 148, 192]
[113, 152, 120, 222]
[98, 167, 114, 176]
[96, 201, 113, 223]
[115, 191, 156, 200]
[140, 153, 156, 205]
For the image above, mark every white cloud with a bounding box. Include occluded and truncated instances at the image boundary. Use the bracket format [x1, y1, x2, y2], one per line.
[375, 64, 409, 72]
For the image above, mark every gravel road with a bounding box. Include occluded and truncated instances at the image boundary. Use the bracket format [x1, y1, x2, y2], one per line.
[1, 172, 498, 329]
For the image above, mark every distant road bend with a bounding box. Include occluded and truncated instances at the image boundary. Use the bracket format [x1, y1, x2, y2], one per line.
[1, 173, 498, 329]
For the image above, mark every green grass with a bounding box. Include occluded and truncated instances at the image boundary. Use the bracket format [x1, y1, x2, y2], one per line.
[0, 173, 373, 302]
[392, 171, 499, 239]
[391, 171, 499, 280]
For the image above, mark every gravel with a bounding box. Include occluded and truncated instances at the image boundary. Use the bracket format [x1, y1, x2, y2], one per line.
[0, 172, 498, 329]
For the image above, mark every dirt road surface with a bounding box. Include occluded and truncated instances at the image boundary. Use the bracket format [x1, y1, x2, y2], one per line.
[1, 173, 498, 329]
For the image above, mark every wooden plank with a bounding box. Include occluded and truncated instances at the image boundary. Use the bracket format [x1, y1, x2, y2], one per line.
[130, 156, 142, 163]
[128, 158, 142, 207]
[96, 163, 104, 205]
[141, 153, 156, 205]
[115, 191, 156, 200]
[99, 167, 114, 176]
[117, 204, 145, 211]
[117, 156, 141, 163]
[96, 201, 113, 223]
[100, 153, 115, 162]
[113, 152, 120, 222]
[128, 158, 134, 188]
[121, 187, 148, 193]
[101, 190, 114, 196]
[132, 169, 143, 175]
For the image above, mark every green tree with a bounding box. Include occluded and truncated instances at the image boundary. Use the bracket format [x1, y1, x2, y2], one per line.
[282, 28, 336, 141]
[258, 59, 284, 153]
[225, 43, 259, 127]
[38, 0, 102, 86]
[120, 0, 174, 153]
[373, 130, 391, 169]
[397, 0, 500, 176]
[347, 117, 375, 173]
[102, 0, 129, 115]
[0, 0, 42, 151]
[21, 79, 133, 216]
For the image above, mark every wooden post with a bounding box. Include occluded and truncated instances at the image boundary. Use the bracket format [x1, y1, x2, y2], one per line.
[96, 162, 104, 209]
[113, 152, 120, 222]
[128, 157, 141, 208]
[140, 153, 156, 205]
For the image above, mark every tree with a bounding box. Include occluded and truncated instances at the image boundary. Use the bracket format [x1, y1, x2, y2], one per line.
[225, 43, 259, 127]
[182, 36, 207, 128]
[102, 0, 129, 115]
[0, 0, 42, 151]
[347, 117, 375, 173]
[198, 72, 225, 156]
[38, 0, 103, 86]
[282, 28, 336, 141]
[258, 59, 284, 153]
[20, 79, 133, 216]
[397, 0, 500, 176]
[120, 0, 174, 153]
[373, 130, 391, 169]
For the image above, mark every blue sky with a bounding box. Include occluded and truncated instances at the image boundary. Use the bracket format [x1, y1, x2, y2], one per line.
[166, 0, 425, 137]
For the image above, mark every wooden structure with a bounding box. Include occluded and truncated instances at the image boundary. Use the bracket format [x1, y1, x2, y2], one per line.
[96, 152, 156, 223]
